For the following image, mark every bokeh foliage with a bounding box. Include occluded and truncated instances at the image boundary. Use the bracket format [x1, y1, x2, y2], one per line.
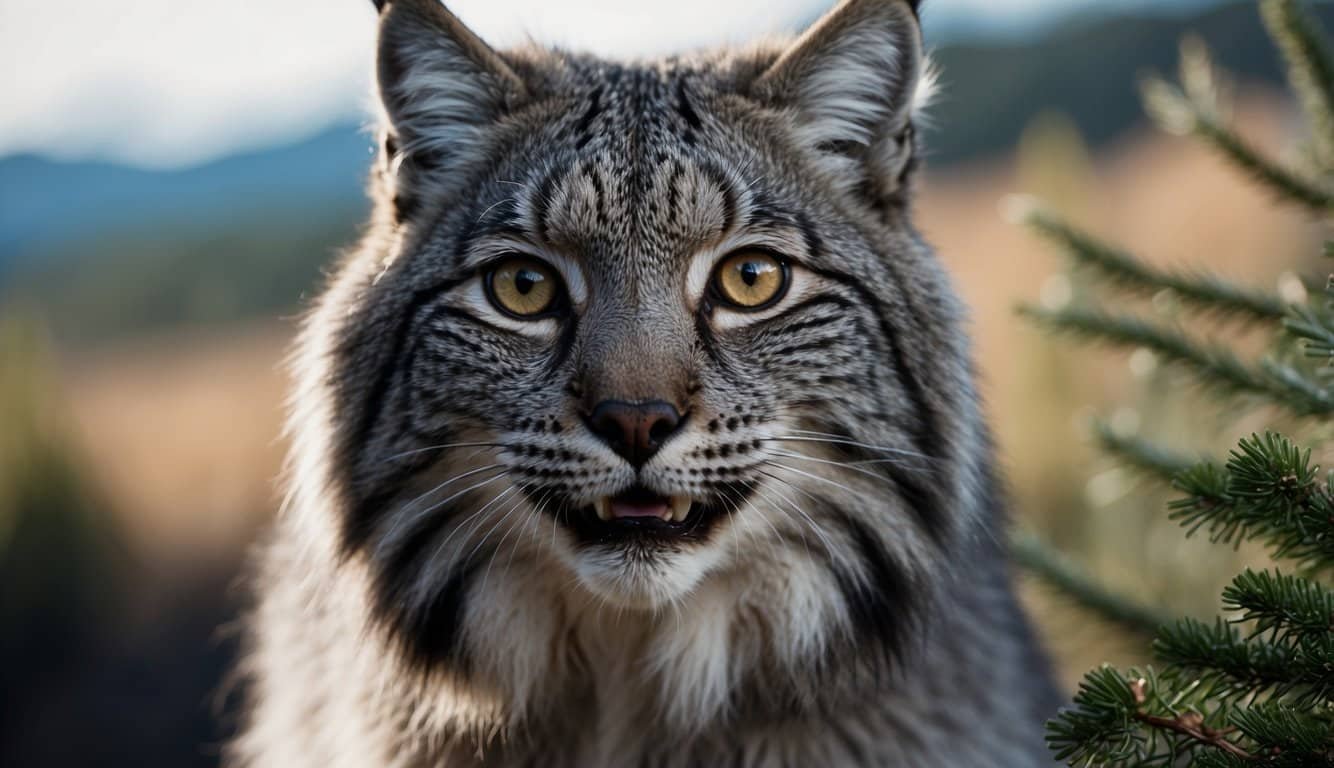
[1015, 1, 1334, 764]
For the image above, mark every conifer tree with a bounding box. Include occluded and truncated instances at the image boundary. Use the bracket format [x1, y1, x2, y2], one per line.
[1011, 1, 1334, 764]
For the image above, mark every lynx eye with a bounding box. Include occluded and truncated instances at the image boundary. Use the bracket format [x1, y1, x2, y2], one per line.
[484, 256, 562, 318]
[712, 250, 789, 310]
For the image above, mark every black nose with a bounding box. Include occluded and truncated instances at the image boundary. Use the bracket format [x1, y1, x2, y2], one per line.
[586, 400, 683, 468]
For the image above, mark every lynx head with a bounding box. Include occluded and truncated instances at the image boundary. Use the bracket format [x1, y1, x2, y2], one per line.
[294, 0, 987, 727]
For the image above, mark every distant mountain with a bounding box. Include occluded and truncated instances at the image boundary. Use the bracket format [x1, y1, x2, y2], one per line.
[921, 0, 1230, 43]
[925, 2, 1334, 167]
[3, 1, 1326, 261]
[2, 1, 1327, 343]
[0, 126, 372, 259]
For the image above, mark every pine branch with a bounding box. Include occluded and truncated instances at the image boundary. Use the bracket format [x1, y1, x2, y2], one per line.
[1286, 301, 1334, 363]
[1046, 666, 1149, 765]
[1169, 432, 1334, 572]
[1050, 625, 1334, 765]
[1155, 617, 1334, 706]
[1047, 667, 1257, 765]
[1018, 305, 1334, 417]
[1014, 202, 1288, 322]
[1227, 702, 1334, 761]
[1031, 5, 1334, 766]
[1180, 112, 1334, 212]
[1140, 41, 1334, 212]
[1222, 569, 1334, 640]
[1263, 357, 1333, 403]
[1261, 0, 1334, 172]
[1134, 708, 1254, 761]
[1155, 618, 1300, 698]
[1190, 752, 1251, 768]
[1011, 530, 1170, 639]
[1285, 250, 1334, 365]
[1094, 421, 1199, 483]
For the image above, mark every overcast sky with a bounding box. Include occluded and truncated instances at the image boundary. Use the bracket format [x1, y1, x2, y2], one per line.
[0, 0, 1218, 168]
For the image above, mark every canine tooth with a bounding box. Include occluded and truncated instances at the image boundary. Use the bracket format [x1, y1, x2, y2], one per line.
[595, 497, 612, 521]
[669, 495, 692, 523]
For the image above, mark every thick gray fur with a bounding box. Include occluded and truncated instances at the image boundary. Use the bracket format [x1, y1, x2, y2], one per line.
[229, 0, 1063, 765]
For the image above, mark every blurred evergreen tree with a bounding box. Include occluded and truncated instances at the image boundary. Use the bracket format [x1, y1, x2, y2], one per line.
[1012, 1, 1334, 764]
[0, 312, 120, 760]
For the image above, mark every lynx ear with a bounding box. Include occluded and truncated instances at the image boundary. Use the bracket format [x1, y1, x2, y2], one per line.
[754, 0, 931, 202]
[374, 0, 527, 193]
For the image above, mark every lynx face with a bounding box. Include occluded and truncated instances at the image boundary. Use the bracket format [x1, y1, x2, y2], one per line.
[317, 0, 981, 681]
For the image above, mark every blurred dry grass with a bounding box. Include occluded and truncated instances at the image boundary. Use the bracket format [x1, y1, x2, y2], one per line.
[58, 325, 289, 569]
[39, 92, 1322, 687]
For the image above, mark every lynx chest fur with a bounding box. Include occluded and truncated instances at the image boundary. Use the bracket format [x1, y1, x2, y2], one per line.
[230, 1, 1062, 765]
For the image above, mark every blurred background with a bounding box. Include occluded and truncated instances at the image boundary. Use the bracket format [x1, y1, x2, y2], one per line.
[1, 0, 1326, 764]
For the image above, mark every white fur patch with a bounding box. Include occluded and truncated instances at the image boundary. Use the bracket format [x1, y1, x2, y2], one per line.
[911, 54, 941, 124]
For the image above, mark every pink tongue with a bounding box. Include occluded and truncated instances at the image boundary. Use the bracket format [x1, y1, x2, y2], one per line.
[610, 500, 669, 519]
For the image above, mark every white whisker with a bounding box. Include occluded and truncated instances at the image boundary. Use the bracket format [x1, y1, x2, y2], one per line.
[475, 195, 520, 225]
[727, 483, 786, 565]
[765, 432, 936, 465]
[382, 442, 503, 463]
[749, 484, 811, 562]
[379, 467, 507, 548]
[762, 460, 868, 503]
[478, 488, 535, 593]
[754, 470, 840, 558]
[424, 483, 521, 572]
[767, 449, 931, 484]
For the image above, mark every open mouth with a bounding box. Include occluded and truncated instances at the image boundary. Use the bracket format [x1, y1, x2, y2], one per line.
[594, 485, 693, 525]
[564, 484, 718, 544]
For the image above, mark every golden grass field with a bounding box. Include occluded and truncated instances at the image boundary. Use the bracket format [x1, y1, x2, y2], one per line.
[50, 95, 1323, 682]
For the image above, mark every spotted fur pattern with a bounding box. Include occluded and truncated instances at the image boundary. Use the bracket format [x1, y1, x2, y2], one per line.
[229, 1, 1062, 765]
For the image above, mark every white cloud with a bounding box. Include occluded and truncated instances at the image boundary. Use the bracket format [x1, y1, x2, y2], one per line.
[0, 0, 376, 167]
[0, 0, 1202, 168]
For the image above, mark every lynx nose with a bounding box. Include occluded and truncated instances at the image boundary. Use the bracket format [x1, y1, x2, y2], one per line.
[587, 400, 683, 468]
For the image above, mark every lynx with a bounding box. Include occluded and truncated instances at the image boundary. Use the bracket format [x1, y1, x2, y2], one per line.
[230, 0, 1062, 765]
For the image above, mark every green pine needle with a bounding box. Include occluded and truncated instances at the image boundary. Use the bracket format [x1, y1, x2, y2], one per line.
[1094, 421, 1200, 483]
[1011, 531, 1170, 639]
[1019, 3, 1334, 765]
[1154, 617, 1298, 698]
[1018, 204, 1288, 322]
[1286, 304, 1334, 361]
[1140, 39, 1334, 212]
[1018, 305, 1334, 417]
[1222, 569, 1334, 640]
[1156, 614, 1334, 707]
[1169, 432, 1334, 571]
[1046, 666, 1146, 764]
[1261, 0, 1334, 172]
[1228, 702, 1333, 758]
[1284, 286, 1334, 363]
[1192, 108, 1334, 212]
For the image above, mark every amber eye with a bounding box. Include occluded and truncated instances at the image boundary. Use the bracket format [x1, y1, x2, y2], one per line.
[485, 256, 563, 318]
[711, 250, 789, 310]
